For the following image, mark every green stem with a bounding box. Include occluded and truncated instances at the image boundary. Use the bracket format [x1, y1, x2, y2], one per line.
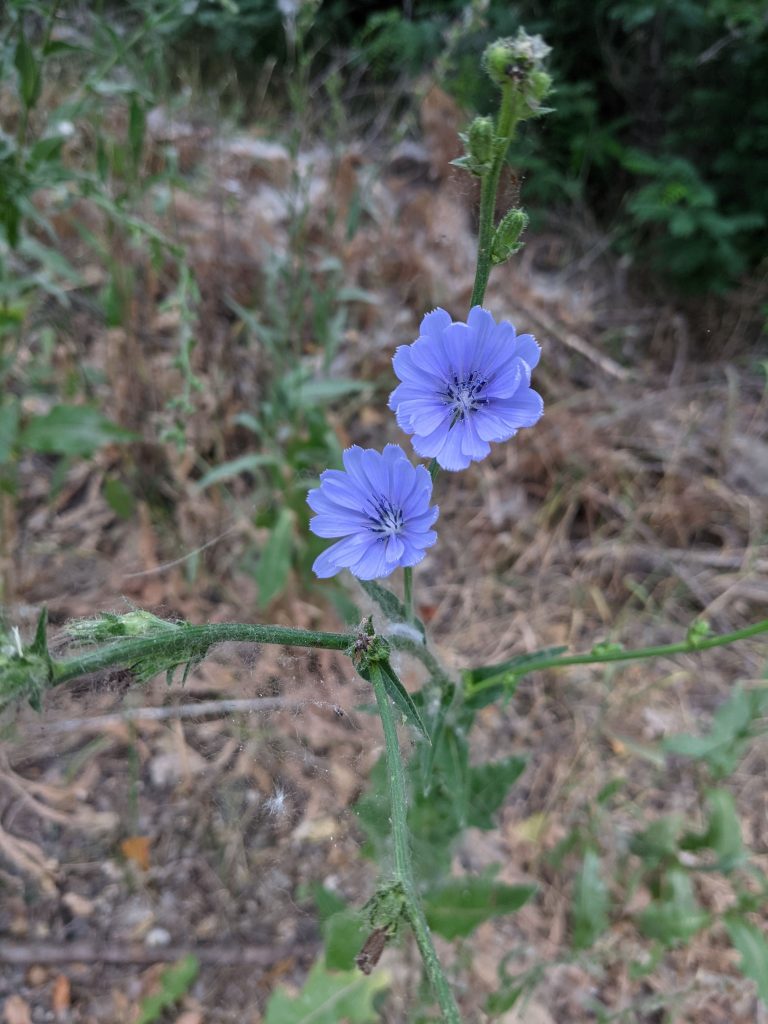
[470, 85, 518, 309]
[403, 566, 414, 625]
[466, 618, 768, 699]
[369, 663, 462, 1024]
[49, 623, 351, 688]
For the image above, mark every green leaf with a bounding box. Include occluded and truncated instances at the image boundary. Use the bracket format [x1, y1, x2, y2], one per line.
[14, 27, 41, 111]
[196, 453, 279, 489]
[29, 135, 65, 167]
[20, 405, 135, 457]
[629, 816, 683, 867]
[135, 955, 199, 1024]
[128, 94, 146, 168]
[257, 508, 294, 608]
[664, 686, 768, 776]
[309, 883, 347, 924]
[466, 757, 526, 830]
[571, 849, 609, 949]
[637, 869, 709, 944]
[29, 607, 48, 658]
[296, 378, 368, 407]
[323, 909, 369, 971]
[681, 789, 744, 869]
[0, 401, 20, 464]
[103, 477, 135, 519]
[377, 661, 429, 740]
[264, 960, 388, 1024]
[424, 877, 535, 939]
[725, 915, 768, 1004]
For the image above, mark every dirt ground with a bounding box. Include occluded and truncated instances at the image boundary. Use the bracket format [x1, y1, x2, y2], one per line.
[1, 86, 767, 1023]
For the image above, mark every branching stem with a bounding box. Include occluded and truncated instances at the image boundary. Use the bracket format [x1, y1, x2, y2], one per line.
[465, 618, 768, 698]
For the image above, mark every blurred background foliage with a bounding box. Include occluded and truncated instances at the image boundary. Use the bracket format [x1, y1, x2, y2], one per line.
[167, 0, 768, 293]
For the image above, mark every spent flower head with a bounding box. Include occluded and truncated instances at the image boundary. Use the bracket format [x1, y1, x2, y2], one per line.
[307, 444, 438, 580]
[483, 29, 553, 116]
[389, 306, 543, 472]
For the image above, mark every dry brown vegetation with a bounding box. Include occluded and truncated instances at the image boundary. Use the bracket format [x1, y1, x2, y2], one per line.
[1, 84, 767, 1022]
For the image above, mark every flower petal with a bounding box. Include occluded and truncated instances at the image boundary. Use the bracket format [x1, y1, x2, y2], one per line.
[312, 533, 373, 578]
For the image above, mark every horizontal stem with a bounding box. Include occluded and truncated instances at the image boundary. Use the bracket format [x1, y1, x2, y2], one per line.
[50, 623, 351, 687]
[466, 619, 768, 698]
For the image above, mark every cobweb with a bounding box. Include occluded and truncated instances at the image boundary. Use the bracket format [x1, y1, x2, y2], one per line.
[0, 599, 421, 1020]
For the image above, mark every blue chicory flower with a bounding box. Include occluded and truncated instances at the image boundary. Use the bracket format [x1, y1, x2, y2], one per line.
[307, 444, 438, 580]
[388, 306, 544, 471]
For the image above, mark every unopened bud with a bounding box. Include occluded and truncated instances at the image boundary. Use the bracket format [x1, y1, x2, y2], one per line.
[453, 116, 496, 177]
[468, 116, 495, 168]
[491, 208, 529, 264]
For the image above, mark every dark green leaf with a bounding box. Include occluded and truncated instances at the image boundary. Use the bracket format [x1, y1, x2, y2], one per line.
[629, 817, 683, 866]
[0, 401, 20, 464]
[29, 135, 64, 166]
[309, 883, 347, 923]
[257, 508, 294, 608]
[30, 607, 48, 658]
[571, 849, 609, 949]
[323, 909, 368, 971]
[128, 94, 146, 168]
[466, 757, 526, 830]
[681, 789, 744, 869]
[424, 877, 536, 939]
[103, 477, 135, 519]
[14, 28, 41, 111]
[725, 915, 768, 1004]
[20, 405, 135, 457]
[378, 660, 429, 740]
[637, 869, 709, 944]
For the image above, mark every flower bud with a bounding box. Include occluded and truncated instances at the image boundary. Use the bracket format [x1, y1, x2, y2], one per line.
[483, 29, 553, 118]
[491, 208, 529, 264]
[453, 116, 496, 177]
[468, 116, 495, 168]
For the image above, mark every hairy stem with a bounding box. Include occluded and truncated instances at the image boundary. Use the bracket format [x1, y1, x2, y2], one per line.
[49, 624, 351, 687]
[465, 618, 768, 698]
[470, 85, 518, 309]
[369, 663, 462, 1023]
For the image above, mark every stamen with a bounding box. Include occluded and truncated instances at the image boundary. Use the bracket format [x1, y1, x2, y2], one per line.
[442, 370, 488, 422]
[367, 496, 404, 536]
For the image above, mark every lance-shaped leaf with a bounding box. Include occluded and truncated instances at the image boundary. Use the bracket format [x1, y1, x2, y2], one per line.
[369, 660, 429, 741]
[424, 876, 536, 939]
